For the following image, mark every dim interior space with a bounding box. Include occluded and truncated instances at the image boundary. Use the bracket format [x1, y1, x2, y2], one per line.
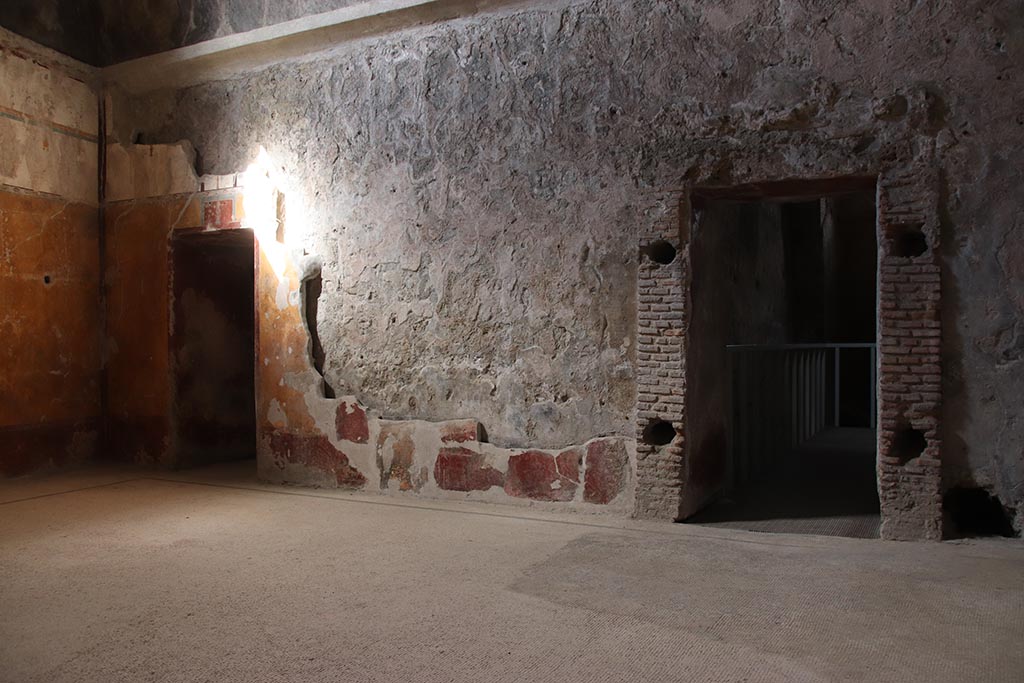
[1, 2, 1022, 682]
[169, 229, 256, 469]
[685, 185, 882, 538]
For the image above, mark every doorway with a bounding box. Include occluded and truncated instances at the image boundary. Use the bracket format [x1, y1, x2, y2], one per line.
[169, 229, 256, 468]
[683, 183, 880, 538]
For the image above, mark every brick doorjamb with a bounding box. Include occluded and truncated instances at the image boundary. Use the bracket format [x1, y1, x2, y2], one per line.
[633, 171, 943, 541]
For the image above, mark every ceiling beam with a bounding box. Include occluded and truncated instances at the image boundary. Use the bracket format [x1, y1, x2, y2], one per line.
[102, 0, 549, 93]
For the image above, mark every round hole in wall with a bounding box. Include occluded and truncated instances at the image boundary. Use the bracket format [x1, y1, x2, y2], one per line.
[43, 275, 51, 285]
[891, 224, 928, 258]
[891, 426, 927, 465]
[642, 418, 676, 446]
[642, 240, 678, 266]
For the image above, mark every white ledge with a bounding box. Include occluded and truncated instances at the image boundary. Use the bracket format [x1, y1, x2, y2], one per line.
[102, 0, 545, 93]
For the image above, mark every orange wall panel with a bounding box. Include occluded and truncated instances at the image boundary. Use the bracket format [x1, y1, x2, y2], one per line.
[0, 190, 101, 475]
[103, 201, 173, 463]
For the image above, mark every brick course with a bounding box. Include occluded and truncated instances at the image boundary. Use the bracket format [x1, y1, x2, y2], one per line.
[876, 167, 943, 540]
[634, 193, 688, 520]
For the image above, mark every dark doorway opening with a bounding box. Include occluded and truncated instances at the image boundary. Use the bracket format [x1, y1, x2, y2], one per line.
[169, 229, 256, 468]
[684, 183, 880, 538]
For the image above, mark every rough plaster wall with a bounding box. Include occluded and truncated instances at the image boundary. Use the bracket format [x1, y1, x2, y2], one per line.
[118, 0, 1024, 521]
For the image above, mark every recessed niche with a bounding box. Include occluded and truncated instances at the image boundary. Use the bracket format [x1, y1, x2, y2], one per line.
[302, 269, 335, 399]
[642, 240, 677, 265]
[944, 487, 1017, 538]
[275, 192, 286, 244]
[890, 223, 928, 258]
[642, 418, 676, 446]
[891, 426, 927, 465]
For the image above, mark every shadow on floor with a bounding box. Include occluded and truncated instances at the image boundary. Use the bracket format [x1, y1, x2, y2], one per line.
[686, 427, 880, 539]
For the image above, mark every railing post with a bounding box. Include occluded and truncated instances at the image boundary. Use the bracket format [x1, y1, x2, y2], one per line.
[869, 345, 877, 431]
[833, 347, 841, 427]
[726, 343, 878, 467]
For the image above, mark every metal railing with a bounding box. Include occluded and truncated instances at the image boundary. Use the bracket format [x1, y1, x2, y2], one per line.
[726, 343, 877, 487]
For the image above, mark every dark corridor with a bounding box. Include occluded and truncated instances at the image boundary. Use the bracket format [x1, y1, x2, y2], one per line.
[685, 188, 880, 538]
[169, 229, 256, 468]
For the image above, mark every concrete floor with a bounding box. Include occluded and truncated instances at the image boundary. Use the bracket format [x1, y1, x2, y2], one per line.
[1, 462, 1022, 682]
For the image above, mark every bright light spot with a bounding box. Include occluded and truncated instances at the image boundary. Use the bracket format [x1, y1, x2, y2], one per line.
[241, 146, 308, 281]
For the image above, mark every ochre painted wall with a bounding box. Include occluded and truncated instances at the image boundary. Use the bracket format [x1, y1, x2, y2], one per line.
[0, 192, 101, 474]
[0, 32, 99, 476]
[103, 201, 174, 464]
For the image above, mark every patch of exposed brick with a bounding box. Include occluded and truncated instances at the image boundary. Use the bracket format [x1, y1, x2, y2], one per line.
[876, 166, 943, 541]
[434, 447, 504, 491]
[504, 450, 577, 502]
[268, 430, 366, 488]
[584, 439, 629, 504]
[335, 401, 369, 443]
[634, 193, 687, 520]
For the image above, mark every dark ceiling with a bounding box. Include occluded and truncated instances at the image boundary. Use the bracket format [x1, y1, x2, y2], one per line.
[0, 0, 362, 66]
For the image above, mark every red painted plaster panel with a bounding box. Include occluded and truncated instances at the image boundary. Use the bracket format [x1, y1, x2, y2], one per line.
[505, 450, 577, 502]
[336, 402, 369, 443]
[268, 429, 366, 488]
[584, 439, 629, 504]
[439, 420, 481, 443]
[434, 446, 504, 492]
[556, 447, 582, 483]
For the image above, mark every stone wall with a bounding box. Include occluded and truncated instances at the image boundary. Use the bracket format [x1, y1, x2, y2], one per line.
[113, 0, 1024, 532]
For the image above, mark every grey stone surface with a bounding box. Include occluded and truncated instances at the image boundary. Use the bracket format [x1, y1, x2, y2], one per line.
[117, 0, 1024, 526]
